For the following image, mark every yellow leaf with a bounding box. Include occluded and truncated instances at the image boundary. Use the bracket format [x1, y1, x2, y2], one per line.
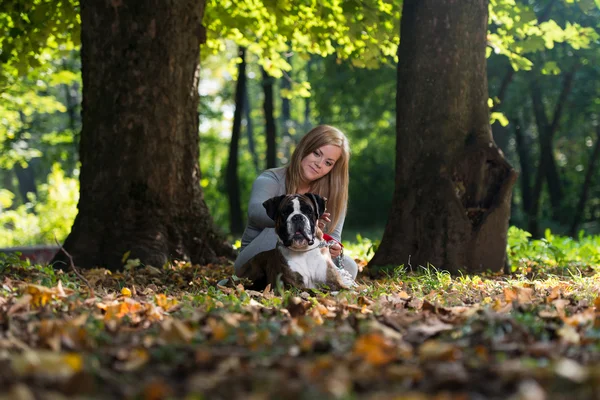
[207, 318, 228, 342]
[23, 285, 55, 308]
[64, 353, 83, 372]
[121, 287, 132, 297]
[155, 294, 178, 310]
[353, 333, 396, 366]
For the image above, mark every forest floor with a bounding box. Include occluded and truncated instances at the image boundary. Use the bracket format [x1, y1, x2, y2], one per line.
[1, 247, 600, 400]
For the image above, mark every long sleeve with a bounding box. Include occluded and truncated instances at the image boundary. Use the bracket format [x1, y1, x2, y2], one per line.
[246, 169, 283, 229]
[328, 206, 346, 243]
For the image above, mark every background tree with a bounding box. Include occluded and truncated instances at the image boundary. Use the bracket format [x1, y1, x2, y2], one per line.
[225, 47, 247, 236]
[369, 0, 517, 273]
[53, 0, 232, 269]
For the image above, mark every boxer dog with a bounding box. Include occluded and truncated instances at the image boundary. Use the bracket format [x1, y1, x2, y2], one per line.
[238, 193, 356, 291]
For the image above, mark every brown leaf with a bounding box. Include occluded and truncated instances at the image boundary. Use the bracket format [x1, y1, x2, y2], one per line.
[418, 340, 461, 362]
[406, 318, 454, 341]
[285, 296, 311, 318]
[143, 379, 173, 400]
[115, 348, 150, 372]
[160, 318, 194, 343]
[504, 286, 534, 304]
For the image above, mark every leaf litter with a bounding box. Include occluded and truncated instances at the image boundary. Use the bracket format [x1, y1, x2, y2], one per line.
[1, 255, 600, 399]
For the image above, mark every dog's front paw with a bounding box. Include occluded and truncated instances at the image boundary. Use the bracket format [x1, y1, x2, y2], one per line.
[337, 268, 358, 289]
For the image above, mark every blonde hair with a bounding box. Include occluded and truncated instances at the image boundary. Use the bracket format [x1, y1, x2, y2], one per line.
[286, 125, 350, 232]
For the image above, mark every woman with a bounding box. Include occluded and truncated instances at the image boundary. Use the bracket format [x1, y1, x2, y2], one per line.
[234, 125, 358, 279]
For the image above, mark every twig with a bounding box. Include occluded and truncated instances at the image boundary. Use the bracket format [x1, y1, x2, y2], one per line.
[54, 237, 95, 299]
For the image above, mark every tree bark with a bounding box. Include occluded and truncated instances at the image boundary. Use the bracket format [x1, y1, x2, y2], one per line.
[569, 127, 600, 237]
[369, 0, 517, 274]
[53, 0, 233, 270]
[262, 68, 277, 169]
[226, 47, 246, 236]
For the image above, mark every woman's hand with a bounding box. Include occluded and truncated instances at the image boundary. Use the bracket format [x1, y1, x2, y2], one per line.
[318, 212, 331, 230]
[329, 241, 342, 258]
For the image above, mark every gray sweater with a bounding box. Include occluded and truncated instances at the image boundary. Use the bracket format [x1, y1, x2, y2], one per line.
[240, 167, 345, 250]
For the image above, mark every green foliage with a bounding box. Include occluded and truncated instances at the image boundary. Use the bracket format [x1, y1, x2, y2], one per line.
[204, 0, 400, 76]
[0, 0, 79, 84]
[488, 0, 598, 70]
[507, 226, 600, 274]
[0, 163, 78, 246]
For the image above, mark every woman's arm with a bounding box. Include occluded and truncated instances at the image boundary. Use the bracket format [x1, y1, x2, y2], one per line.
[328, 206, 346, 243]
[247, 170, 282, 228]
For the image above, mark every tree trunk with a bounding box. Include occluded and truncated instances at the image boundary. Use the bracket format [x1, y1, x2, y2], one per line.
[513, 119, 532, 215]
[280, 61, 294, 161]
[527, 69, 576, 233]
[226, 47, 246, 236]
[14, 162, 37, 204]
[303, 57, 313, 132]
[262, 68, 277, 169]
[62, 55, 80, 173]
[244, 79, 259, 173]
[53, 0, 233, 270]
[369, 0, 517, 274]
[569, 127, 600, 237]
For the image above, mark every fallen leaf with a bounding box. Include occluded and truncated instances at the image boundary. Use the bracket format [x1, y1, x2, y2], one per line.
[115, 348, 150, 371]
[554, 358, 588, 383]
[352, 332, 397, 366]
[418, 340, 461, 362]
[557, 324, 580, 344]
[11, 351, 83, 380]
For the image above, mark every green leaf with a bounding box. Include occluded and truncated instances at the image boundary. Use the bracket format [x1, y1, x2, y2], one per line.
[541, 61, 561, 75]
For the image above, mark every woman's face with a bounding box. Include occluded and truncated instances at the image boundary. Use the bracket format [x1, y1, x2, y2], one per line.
[300, 144, 342, 183]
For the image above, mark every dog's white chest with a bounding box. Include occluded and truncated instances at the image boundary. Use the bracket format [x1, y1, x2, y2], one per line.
[280, 247, 329, 288]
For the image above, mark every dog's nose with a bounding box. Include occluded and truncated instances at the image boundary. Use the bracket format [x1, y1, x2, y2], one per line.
[292, 214, 304, 223]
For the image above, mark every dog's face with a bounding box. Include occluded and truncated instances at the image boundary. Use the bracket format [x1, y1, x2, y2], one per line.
[263, 193, 326, 249]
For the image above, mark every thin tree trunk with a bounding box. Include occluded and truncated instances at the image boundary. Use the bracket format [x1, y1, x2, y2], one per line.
[62, 56, 80, 172]
[280, 71, 294, 161]
[226, 47, 246, 236]
[262, 68, 277, 169]
[14, 162, 37, 203]
[53, 0, 233, 270]
[513, 119, 532, 215]
[304, 57, 313, 132]
[569, 127, 600, 237]
[244, 78, 259, 173]
[527, 68, 576, 233]
[489, 0, 555, 157]
[369, 0, 517, 274]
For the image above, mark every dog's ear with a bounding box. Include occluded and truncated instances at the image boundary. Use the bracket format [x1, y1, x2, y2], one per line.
[262, 195, 287, 221]
[305, 193, 326, 218]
